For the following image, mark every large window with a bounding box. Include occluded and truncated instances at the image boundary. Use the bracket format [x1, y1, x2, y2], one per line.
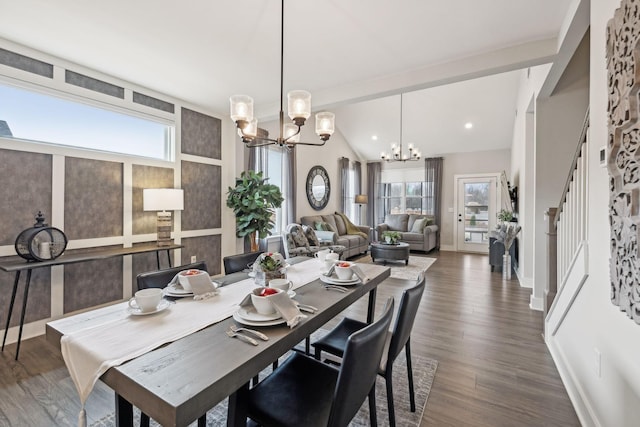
[381, 181, 431, 217]
[0, 82, 174, 160]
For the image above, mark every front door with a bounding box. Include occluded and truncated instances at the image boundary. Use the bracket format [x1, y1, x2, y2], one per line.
[456, 175, 498, 253]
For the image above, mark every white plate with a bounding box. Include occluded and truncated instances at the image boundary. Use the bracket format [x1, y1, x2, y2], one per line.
[233, 311, 286, 327]
[236, 306, 282, 322]
[164, 283, 194, 297]
[320, 275, 361, 286]
[127, 299, 172, 316]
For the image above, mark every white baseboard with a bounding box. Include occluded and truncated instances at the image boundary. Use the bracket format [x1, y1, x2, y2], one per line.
[529, 295, 544, 311]
[546, 338, 601, 427]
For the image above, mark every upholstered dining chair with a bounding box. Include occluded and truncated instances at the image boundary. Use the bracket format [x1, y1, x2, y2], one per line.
[245, 298, 395, 427]
[136, 261, 208, 427]
[223, 251, 263, 274]
[312, 273, 426, 427]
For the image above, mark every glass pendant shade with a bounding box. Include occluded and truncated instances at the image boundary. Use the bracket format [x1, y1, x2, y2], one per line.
[230, 95, 254, 122]
[284, 123, 300, 142]
[287, 90, 311, 121]
[315, 112, 335, 136]
[241, 118, 258, 138]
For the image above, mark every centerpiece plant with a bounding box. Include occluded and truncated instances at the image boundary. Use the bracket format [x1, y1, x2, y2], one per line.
[226, 170, 284, 252]
[382, 230, 401, 244]
[252, 252, 288, 285]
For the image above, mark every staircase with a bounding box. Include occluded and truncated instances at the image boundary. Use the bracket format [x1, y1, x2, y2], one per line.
[545, 111, 589, 337]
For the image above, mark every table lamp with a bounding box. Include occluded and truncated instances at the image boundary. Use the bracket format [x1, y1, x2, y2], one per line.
[355, 194, 368, 225]
[143, 188, 184, 246]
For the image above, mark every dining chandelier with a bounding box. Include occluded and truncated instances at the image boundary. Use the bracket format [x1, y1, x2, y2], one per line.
[229, 0, 335, 149]
[380, 93, 421, 162]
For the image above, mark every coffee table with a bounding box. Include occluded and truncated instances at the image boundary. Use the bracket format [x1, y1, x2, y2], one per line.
[370, 241, 410, 265]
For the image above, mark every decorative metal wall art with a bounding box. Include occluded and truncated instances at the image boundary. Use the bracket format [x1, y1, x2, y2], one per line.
[607, 0, 640, 323]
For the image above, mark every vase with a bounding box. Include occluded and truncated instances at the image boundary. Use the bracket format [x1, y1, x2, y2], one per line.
[502, 254, 511, 280]
[385, 236, 392, 244]
[255, 269, 286, 286]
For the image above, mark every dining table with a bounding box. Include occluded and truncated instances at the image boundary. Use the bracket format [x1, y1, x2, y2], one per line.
[45, 257, 390, 427]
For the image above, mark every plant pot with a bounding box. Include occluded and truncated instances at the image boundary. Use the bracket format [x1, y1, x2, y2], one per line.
[255, 269, 286, 286]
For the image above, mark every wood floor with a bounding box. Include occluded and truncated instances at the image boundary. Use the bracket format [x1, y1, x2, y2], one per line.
[0, 251, 580, 426]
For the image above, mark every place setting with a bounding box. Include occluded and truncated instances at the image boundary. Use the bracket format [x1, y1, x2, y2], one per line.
[164, 268, 219, 299]
[231, 279, 317, 339]
[127, 288, 173, 316]
[319, 260, 370, 292]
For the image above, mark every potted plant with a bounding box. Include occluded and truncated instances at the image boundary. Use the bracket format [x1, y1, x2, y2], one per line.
[382, 230, 401, 245]
[226, 170, 284, 252]
[497, 209, 514, 223]
[252, 252, 288, 285]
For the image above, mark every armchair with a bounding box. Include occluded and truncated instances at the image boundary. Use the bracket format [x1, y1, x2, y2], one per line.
[282, 224, 345, 259]
[376, 214, 439, 252]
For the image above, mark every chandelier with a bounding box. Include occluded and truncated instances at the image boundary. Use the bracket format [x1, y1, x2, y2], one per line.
[380, 93, 421, 162]
[229, 0, 335, 149]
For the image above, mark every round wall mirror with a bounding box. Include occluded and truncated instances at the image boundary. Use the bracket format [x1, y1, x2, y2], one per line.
[306, 165, 330, 210]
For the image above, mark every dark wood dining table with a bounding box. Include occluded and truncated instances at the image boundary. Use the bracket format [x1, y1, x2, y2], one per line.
[46, 260, 390, 427]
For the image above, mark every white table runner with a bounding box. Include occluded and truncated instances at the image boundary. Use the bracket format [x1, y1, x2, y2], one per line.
[59, 258, 323, 426]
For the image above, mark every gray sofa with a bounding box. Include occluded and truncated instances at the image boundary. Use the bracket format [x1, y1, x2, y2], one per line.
[375, 214, 439, 252]
[300, 213, 370, 259]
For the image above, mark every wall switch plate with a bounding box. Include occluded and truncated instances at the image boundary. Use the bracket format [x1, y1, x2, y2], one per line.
[191, 255, 197, 263]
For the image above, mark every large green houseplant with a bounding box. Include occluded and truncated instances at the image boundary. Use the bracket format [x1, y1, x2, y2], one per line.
[226, 170, 284, 252]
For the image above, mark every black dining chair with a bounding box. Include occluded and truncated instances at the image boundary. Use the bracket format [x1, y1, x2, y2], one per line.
[312, 273, 426, 427]
[136, 261, 208, 291]
[136, 261, 208, 427]
[223, 251, 263, 274]
[245, 298, 395, 427]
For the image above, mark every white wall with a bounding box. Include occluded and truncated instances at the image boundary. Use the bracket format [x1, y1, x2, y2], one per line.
[439, 149, 511, 250]
[545, 1, 640, 426]
[510, 65, 551, 288]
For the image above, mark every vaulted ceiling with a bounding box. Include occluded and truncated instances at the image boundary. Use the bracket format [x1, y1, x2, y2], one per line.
[0, 0, 575, 160]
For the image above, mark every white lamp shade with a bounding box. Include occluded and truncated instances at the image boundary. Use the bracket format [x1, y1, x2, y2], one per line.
[355, 194, 368, 205]
[287, 90, 311, 120]
[284, 123, 300, 142]
[315, 112, 335, 136]
[229, 95, 254, 122]
[143, 189, 184, 211]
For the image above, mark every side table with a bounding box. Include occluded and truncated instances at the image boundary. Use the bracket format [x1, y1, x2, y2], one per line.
[0, 242, 182, 359]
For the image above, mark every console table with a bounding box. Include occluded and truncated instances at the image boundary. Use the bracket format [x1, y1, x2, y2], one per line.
[0, 242, 182, 359]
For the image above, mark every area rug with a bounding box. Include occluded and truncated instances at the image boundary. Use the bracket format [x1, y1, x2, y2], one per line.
[360, 255, 436, 281]
[90, 340, 437, 427]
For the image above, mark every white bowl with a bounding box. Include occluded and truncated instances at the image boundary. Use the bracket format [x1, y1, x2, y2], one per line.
[334, 262, 354, 280]
[178, 269, 206, 291]
[251, 287, 282, 315]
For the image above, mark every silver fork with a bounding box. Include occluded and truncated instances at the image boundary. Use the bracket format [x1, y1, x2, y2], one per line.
[226, 328, 258, 346]
[229, 324, 269, 341]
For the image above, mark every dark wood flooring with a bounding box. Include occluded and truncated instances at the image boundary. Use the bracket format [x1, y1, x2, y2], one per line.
[0, 251, 579, 426]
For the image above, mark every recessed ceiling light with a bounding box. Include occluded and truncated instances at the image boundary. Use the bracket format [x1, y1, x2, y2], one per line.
[464, 122, 473, 129]
[372, 135, 378, 140]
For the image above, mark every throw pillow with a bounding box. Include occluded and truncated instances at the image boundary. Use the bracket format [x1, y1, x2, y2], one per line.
[410, 218, 427, 233]
[315, 221, 327, 231]
[290, 225, 310, 248]
[302, 225, 320, 246]
[425, 218, 435, 226]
